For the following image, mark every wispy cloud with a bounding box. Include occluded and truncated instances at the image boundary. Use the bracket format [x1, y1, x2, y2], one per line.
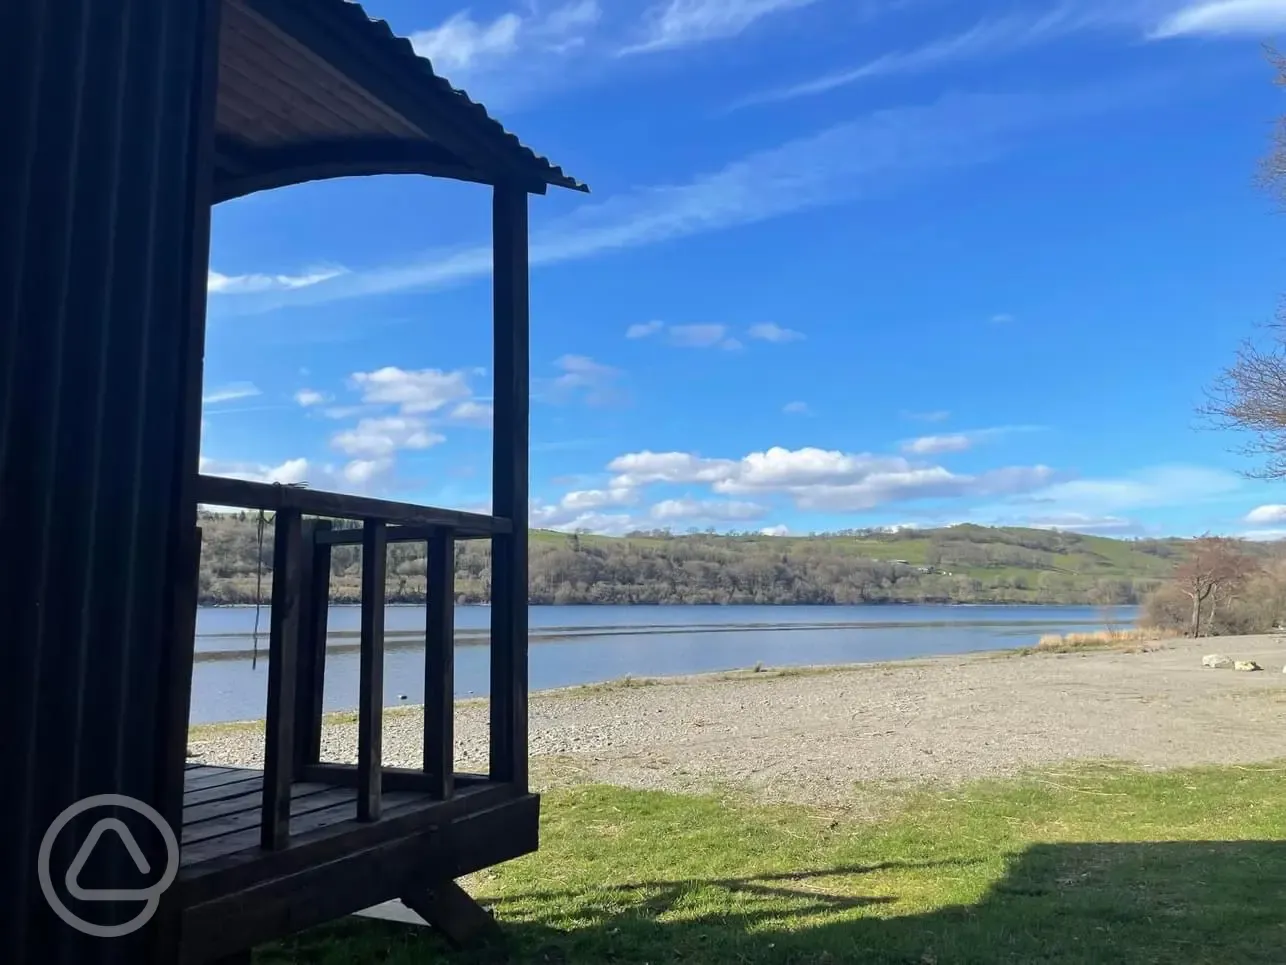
[748, 322, 805, 342]
[902, 409, 951, 423]
[626, 320, 666, 338]
[1151, 0, 1286, 38]
[208, 267, 346, 295]
[620, 0, 819, 55]
[732, 1, 1198, 109]
[900, 425, 1040, 456]
[783, 400, 811, 415]
[668, 324, 743, 349]
[210, 76, 1177, 316]
[539, 354, 628, 406]
[202, 382, 261, 405]
[406, 2, 603, 106]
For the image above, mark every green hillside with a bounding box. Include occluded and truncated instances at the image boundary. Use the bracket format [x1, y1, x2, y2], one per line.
[196, 514, 1237, 607]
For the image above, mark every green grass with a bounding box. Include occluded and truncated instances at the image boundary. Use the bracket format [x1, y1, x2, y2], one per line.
[257, 763, 1286, 964]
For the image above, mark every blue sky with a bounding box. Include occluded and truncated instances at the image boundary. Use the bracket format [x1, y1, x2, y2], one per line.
[203, 0, 1286, 540]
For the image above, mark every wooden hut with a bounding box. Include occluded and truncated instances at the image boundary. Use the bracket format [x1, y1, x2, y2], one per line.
[0, 1, 586, 962]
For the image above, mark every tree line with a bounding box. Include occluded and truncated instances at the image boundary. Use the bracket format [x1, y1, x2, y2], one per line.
[196, 512, 1168, 607]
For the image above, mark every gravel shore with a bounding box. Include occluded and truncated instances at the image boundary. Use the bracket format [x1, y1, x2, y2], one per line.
[189, 635, 1286, 805]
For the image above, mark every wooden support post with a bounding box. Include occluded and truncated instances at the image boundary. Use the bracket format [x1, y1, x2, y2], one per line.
[358, 519, 387, 821]
[262, 507, 303, 850]
[489, 184, 531, 788]
[424, 529, 455, 799]
[401, 880, 499, 948]
[294, 519, 332, 773]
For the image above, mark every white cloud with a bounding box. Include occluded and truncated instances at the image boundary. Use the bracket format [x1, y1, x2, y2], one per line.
[783, 401, 811, 415]
[760, 524, 790, 536]
[198, 456, 311, 486]
[621, 0, 820, 54]
[449, 400, 494, 426]
[748, 322, 804, 342]
[903, 409, 951, 423]
[668, 323, 742, 349]
[211, 82, 1169, 315]
[900, 425, 1037, 456]
[902, 433, 973, 456]
[539, 354, 627, 407]
[626, 320, 665, 338]
[1009, 513, 1144, 535]
[340, 457, 395, 487]
[331, 417, 445, 458]
[409, 11, 522, 71]
[990, 312, 1015, 324]
[560, 486, 640, 511]
[1241, 527, 1286, 541]
[1151, 0, 1286, 38]
[735, 2, 1166, 107]
[1026, 465, 1243, 513]
[294, 388, 328, 407]
[208, 267, 345, 295]
[650, 497, 768, 521]
[1246, 503, 1286, 524]
[349, 366, 475, 414]
[606, 445, 1056, 512]
[202, 382, 261, 405]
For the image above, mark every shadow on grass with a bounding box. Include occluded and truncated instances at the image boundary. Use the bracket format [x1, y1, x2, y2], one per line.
[259, 841, 1286, 964]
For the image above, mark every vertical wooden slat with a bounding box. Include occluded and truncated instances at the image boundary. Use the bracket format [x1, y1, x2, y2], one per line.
[261, 506, 302, 850]
[357, 519, 387, 821]
[489, 184, 530, 788]
[424, 529, 455, 799]
[294, 518, 332, 773]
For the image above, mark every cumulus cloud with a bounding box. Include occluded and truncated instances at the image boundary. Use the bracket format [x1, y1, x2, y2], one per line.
[198, 456, 311, 486]
[667, 324, 742, 349]
[760, 524, 790, 536]
[1245, 504, 1286, 524]
[331, 417, 445, 458]
[650, 497, 768, 521]
[349, 366, 475, 414]
[294, 388, 328, 407]
[605, 446, 1056, 512]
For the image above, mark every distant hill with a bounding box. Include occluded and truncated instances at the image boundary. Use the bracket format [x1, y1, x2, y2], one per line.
[195, 513, 1269, 607]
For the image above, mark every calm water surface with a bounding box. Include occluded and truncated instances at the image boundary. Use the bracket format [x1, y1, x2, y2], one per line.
[189, 604, 1134, 723]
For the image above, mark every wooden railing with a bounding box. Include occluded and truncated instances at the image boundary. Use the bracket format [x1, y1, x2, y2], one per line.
[194, 474, 508, 850]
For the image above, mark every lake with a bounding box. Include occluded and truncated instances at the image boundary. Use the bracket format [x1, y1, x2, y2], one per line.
[190, 604, 1136, 723]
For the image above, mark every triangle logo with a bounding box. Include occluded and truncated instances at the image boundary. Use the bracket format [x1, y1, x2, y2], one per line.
[65, 817, 153, 901]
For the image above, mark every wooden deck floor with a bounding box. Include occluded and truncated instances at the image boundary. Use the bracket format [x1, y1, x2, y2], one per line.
[175, 762, 540, 962]
[181, 763, 431, 868]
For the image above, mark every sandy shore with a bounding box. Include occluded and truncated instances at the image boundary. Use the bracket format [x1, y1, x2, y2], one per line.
[189, 635, 1286, 805]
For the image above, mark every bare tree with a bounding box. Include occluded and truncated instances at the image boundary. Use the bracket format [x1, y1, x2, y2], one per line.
[1200, 47, 1286, 475]
[1173, 537, 1257, 637]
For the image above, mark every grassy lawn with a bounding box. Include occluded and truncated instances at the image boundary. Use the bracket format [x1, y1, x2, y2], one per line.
[258, 763, 1286, 964]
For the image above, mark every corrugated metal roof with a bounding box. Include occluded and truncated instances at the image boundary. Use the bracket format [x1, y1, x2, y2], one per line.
[326, 0, 589, 193]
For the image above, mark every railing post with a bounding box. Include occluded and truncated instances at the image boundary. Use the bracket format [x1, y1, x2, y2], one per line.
[293, 519, 332, 773]
[262, 507, 303, 850]
[357, 519, 387, 821]
[490, 183, 530, 789]
[424, 528, 455, 799]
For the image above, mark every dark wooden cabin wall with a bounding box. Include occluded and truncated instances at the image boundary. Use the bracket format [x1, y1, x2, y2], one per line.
[0, 0, 219, 962]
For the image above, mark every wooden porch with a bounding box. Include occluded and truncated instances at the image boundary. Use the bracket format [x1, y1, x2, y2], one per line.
[0, 0, 587, 962]
[174, 472, 539, 962]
